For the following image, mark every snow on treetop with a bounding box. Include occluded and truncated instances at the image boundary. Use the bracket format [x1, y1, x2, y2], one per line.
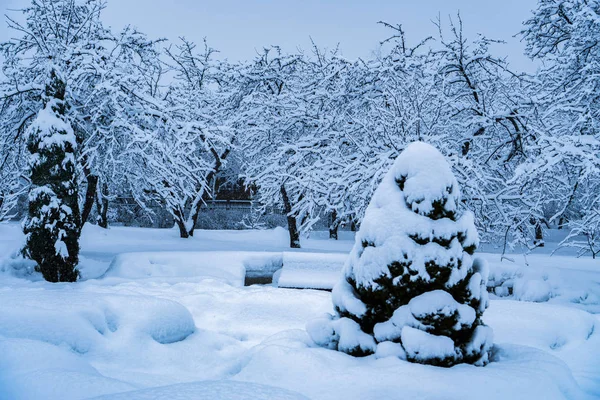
[348, 141, 478, 288]
[29, 99, 76, 150]
[391, 141, 459, 217]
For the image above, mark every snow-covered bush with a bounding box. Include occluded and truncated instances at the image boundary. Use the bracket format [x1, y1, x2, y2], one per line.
[308, 142, 492, 367]
[22, 70, 81, 282]
[557, 211, 600, 259]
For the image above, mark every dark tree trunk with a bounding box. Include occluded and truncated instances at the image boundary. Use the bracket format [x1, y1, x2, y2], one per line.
[187, 190, 209, 238]
[329, 209, 339, 240]
[350, 219, 357, 232]
[531, 217, 544, 247]
[558, 216, 567, 230]
[280, 184, 300, 248]
[172, 204, 190, 238]
[558, 175, 581, 229]
[175, 217, 189, 238]
[187, 184, 211, 238]
[188, 207, 200, 237]
[80, 172, 98, 229]
[535, 223, 544, 247]
[186, 147, 231, 238]
[96, 182, 109, 229]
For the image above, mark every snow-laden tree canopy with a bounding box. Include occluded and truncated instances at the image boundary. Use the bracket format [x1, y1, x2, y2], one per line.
[0, 0, 163, 229]
[520, 0, 600, 257]
[1, 0, 598, 256]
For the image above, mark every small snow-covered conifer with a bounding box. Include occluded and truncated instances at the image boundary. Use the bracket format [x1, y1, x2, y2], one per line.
[308, 142, 492, 367]
[22, 70, 81, 282]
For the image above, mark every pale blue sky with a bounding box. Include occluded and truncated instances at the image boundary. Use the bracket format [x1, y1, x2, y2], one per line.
[1, 0, 538, 71]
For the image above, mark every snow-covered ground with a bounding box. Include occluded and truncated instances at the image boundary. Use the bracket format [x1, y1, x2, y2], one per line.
[0, 223, 599, 399]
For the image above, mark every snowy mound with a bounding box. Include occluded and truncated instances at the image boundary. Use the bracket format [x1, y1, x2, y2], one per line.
[486, 300, 596, 351]
[89, 380, 309, 400]
[0, 337, 137, 400]
[236, 333, 587, 400]
[103, 295, 196, 344]
[0, 291, 195, 352]
[308, 142, 492, 366]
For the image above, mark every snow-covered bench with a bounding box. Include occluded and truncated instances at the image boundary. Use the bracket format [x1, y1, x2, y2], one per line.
[103, 250, 346, 290]
[105, 251, 282, 287]
[274, 252, 346, 290]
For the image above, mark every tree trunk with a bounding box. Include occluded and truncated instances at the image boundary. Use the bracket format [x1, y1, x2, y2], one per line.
[96, 182, 109, 229]
[187, 148, 229, 237]
[558, 216, 567, 229]
[169, 145, 230, 239]
[329, 209, 339, 240]
[558, 173, 581, 229]
[173, 206, 189, 238]
[535, 223, 544, 247]
[531, 217, 544, 247]
[280, 184, 300, 248]
[80, 173, 98, 229]
[175, 217, 189, 238]
[187, 192, 207, 238]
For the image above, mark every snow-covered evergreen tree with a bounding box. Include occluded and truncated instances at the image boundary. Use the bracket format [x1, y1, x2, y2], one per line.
[23, 69, 81, 282]
[308, 142, 492, 367]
